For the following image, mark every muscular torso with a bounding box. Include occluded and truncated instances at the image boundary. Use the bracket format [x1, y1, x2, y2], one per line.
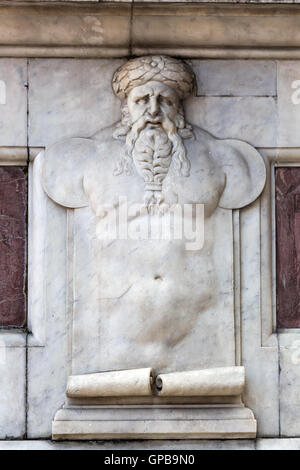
[81, 127, 227, 370]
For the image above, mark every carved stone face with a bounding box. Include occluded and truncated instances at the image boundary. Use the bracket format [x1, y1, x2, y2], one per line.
[112, 76, 193, 211]
[127, 80, 180, 126]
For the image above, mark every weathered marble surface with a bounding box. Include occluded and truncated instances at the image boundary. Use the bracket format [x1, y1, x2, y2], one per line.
[0, 341, 25, 439]
[27, 153, 48, 346]
[3, 3, 300, 61]
[278, 61, 300, 147]
[52, 405, 256, 440]
[256, 438, 300, 450]
[279, 333, 300, 436]
[29, 59, 124, 147]
[29, 59, 277, 149]
[0, 59, 27, 147]
[27, 155, 68, 438]
[192, 60, 276, 97]
[240, 199, 279, 436]
[185, 96, 277, 147]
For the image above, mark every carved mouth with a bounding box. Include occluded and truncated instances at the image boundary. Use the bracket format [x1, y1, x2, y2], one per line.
[145, 118, 161, 125]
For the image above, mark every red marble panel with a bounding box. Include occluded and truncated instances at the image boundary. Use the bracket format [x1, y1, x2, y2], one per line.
[276, 167, 300, 328]
[0, 167, 26, 327]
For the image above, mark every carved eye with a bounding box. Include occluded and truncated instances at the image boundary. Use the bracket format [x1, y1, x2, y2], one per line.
[136, 95, 149, 105]
[159, 96, 173, 106]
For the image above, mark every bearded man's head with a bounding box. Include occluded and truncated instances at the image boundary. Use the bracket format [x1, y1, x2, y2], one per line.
[111, 56, 196, 208]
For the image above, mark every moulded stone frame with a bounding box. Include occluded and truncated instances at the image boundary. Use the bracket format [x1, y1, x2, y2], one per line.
[269, 153, 300, 340]
[268, 150, 300, 436]
[0, 146, 44, 346]
[265, 148, 300, 339]
[234, 147, 280, 436]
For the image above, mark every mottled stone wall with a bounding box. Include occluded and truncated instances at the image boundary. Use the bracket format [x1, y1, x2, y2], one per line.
[276, 168, 300, 328]
[0, 167, 26, 327]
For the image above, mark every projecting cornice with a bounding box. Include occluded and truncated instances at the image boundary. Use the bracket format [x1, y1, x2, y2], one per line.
[1, 2, 300, 58]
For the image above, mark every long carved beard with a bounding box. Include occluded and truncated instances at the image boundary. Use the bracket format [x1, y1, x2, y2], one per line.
[115, 114, 191, 211]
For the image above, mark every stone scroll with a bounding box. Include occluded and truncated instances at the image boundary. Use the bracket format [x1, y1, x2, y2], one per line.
[67, 368, 153, 398]
[156, 367, 245, 397]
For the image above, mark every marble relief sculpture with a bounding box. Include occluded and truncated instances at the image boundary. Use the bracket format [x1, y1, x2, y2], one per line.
[41, 56, 266, 439]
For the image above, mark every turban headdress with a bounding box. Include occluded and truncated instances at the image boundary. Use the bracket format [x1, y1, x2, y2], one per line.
[112, 55, 196, 101]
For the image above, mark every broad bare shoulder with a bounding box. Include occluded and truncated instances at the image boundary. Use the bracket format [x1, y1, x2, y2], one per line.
[184, 124, 266, 209]
[42, 123, 124, 209]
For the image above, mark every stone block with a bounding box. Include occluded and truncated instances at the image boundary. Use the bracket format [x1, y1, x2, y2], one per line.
[52, 405, 256, 440]
[29, 59, 124, 147]
[185, 96, 277, 147]
[191, 60, 276, 96]
[256, 438, 300, 450]
[27, 182, 68, 438]
[278, 61, 300, 147]
[0, 344, 25, 439]
[240, 201, 279, 437]
[0, 59, 27, 146]
[279, 333, 300, 437]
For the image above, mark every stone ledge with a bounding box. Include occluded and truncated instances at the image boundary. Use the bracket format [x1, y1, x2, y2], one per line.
[52, 405, 257, 440]
[1, 438, 300, 450]
[1, 3, 300, 58]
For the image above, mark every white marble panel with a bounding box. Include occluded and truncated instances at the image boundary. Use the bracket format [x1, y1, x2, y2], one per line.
[29, 59, 125, 147]
[191, 60, 276, 96]
[27, 346, 67, 438]
[0, 345, 25, 439]
[279, 333, 300, 437]
[278, 61, 300, 147]
[27, 192, 68, 438]
[185, 96, 277, 147]
[240, 200, 279, 437]
[0, 59, 27, 147]
[256, 438, 300, 450]
[28, 153, 48, 346]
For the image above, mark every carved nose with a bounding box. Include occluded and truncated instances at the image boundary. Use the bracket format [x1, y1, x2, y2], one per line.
[149, 98, 159, 117]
